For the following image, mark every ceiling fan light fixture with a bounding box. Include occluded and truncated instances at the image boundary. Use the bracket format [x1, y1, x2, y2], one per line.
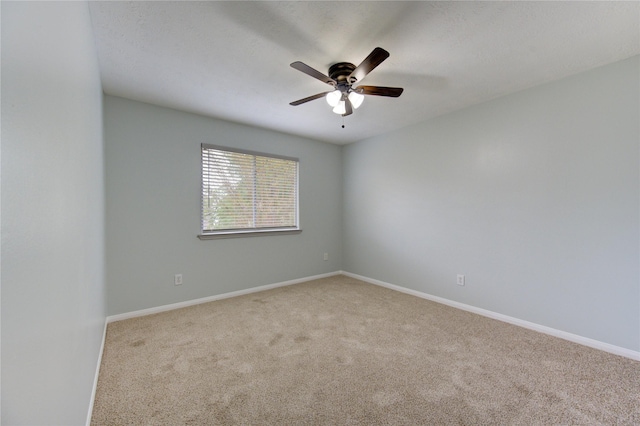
[326, 90, 342, 107]
[332, 101, 346, 115]
[290, 47, 402, 119]
[348, 91, 364, 109]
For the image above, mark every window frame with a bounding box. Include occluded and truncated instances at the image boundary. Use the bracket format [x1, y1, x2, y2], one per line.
[198, 144, 301, 240]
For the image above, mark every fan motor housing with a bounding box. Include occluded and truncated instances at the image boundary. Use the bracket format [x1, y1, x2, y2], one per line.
[328, 62, 356, 84]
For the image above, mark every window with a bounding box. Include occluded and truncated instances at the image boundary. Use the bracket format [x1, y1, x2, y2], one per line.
[199, 144, 300, 239]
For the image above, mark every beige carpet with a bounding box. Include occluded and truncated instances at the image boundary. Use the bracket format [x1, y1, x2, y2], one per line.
[92, 275, 640, 425]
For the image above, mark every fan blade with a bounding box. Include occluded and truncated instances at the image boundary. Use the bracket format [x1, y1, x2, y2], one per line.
[290, 92, 330, 106]
[290, 61, 336, 86]
[343, 96, 353, 116]
[348, 47, 390, 83]
[355, 85, 404, 97]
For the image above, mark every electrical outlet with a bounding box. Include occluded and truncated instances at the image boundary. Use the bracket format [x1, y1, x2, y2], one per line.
[457, 274, 465, 286]
[323, 253, 329, 261]
[174, 274, 183, 286]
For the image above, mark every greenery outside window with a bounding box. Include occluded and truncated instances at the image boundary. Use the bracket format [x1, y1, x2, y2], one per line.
[199, 144, 300, 239]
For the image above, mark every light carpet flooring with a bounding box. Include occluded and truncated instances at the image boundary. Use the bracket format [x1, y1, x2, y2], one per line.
[92, 275, 639, 425]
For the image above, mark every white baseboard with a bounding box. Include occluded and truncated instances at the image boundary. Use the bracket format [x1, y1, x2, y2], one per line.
[341, 271, 640, 361]
[107, 271, 342, 324]
[86, 318, 108, 426]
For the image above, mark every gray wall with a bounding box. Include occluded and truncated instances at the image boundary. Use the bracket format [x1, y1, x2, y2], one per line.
[104, 96, 343, 315]
[1, 2, 106, 424]
[343, 56, 640, 351]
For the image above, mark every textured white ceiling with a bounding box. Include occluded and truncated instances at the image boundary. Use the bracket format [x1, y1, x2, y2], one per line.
[89, 1, 640, 144]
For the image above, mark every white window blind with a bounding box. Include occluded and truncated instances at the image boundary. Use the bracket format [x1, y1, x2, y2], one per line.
[201, 144, 299, 236]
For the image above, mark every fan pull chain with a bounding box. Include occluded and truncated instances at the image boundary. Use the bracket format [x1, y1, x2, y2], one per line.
[341, 116, 345, 128]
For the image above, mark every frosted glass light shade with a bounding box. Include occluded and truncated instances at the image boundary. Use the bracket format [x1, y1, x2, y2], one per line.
[332, 101, 346, 115]
[348, 91, 364, 109]
[326, 90, 342, 107]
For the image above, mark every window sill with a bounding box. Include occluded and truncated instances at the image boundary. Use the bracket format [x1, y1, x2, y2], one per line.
[198, 229, 302, 240]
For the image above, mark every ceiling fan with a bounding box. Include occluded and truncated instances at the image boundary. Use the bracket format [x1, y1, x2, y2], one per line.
[289, 47, 403, 117]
